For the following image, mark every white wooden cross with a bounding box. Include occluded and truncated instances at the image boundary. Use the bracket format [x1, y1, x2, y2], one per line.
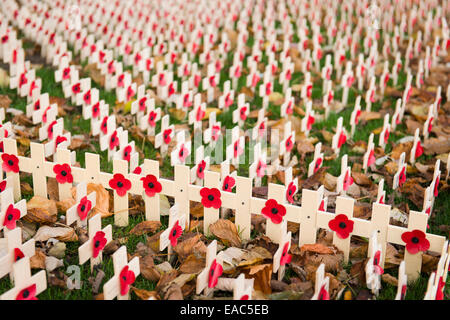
[204, 111, 221, 146]
[100, 126, 126, 160]
[246, 61, 260, 93]
[0, 188, 27, 235]
[155, 115, 174, 157]
[0, 257, 46, 300]
[196, 240, 223, 296]
[340, 61, 354, 106]
[281, 88, 294, 118]
[363, 133, 376, 173]
[378, 113, 391, 150]
[350, 96, 362, 137]
[301, 72, 313, 101]
[76, 88, 100, 112]
[322, 55, 333, 92]
[301, 101, 315, 137]
[391, 98, 403, 131]
[311, 263, 330, 300]
[280, 59, 294, 93]
[365, 76, 376, 112]
[114, 73, 132, 102]
[279, 121, 295, 167]
[218, 80, 234, 110]
[424, 272, 438, 300]
[103, 245, 140, 300]
[66, 181, 97, 229]
[139, 100, 160, 136]
[308, 142, 324, 177]
[188, 100, 206, 132]
[423, 104, 434, 140]
[284, 166, 298, 204]
[226, 126, 244, 167]
[63, 78, 91, 105]
[331, 117, 347, 155]
[130, 84, 149, 118]
[416, 60, 424, 89]
[365, 231, 384, 296]
[272, 220, 291, 281]
[258, 69, 273, 99]
[203, 63, 219, 103]
[78, 213, 113, 272]
[249, 142, 267, 187]
[233, 273, 253, 300]
[232, 94, 249, 128]
[170, 130, 191, 166]
[0, 227, 35, 281]
[336, 155, 353, 195]
[377, 179, 386, 204]
[410, 128, 423, 164]
[176, 81, 193, 114]
[159, 204, 187, 259]
[251, 107, 267, 142]
[190, 145, 210, 186]
[393, 152, 407, 190]
[395, 261, 408, 300]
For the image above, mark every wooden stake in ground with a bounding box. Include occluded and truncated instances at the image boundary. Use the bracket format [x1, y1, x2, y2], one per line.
[272, 220, 291, 281]
[311, 263, 330, 300]
[66, 181, 97, 229]
[0, 187, 27, 235]
[233, 273, 253, 300]
[196, 240, 223, 296]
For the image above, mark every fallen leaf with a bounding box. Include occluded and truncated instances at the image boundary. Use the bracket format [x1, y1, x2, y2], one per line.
[300, 243, 334, 255]
[381, 273, 398, 286]
[33, 226, 78, 242]
[359, 111, 381, 121]
[30, 250, 46, 269]
[209, 219, 241, 247]
[140, 254, 161, 282]
[179, 254, 205, 274]
[74, 183, 110, 217]
[132, 287, 159, 300]
[242, 263, 273, 295]
[130, 221, 162, 235]
[352, 172, 372, 186]
[173, 234, 206, 261]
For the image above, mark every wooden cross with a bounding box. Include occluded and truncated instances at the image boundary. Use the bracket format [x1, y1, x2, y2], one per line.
[301, 72, 313, 101]
[363, 133, 376, 173]
[78, 213, 113, 271]
[249, 142, 267, 187]
[246, 61, 260, 93]
[190, 145, 210, 186]
[202, 170, 221, 236]
[258, 69, 273, 98]
[350, 96, 362, 137]
[281, 88, 294, 118]
[0, 186, 26, 235]
[393, 152, 407, 190]
[76, 87, 99, 110]
[391, 98, 403, 131]
[395, 261, 408, 300]
[103, 245, 140, 300]
[340, 61, 354, 106]
[0, 227, 35, 281]
[100, 126, 126, 160]
[204, 111, 221, 146]
[331, 117, 347, 155]
[0, 257, 46, 300]
[138, 100, 160, 136]
[365, 76, 376, 112]
[159, 204, 186, 259]
[377, 179, 386, 204]
[188, 101, 206, 132]
[308, 142, 323, 177]
[301, 101, 315, 137]
[202, 63, 219, 103]
[196, 240, 223, 296]
[272, 220, 291, 281]
[279, 121, 295, 167]
[226, 126, 244, 167]
[311, 263, 330, 300]
[233, 273, 253, 300]
[336, 155, 353, 194]
[423, 104, 434, 140]
[365, 231, 383, 296]
[66, 181, 97, 229]
[155, 115, 174, 157]
[378, 113, 391, 150]
[218, 80, 234, 110]
[232, 94, 249, 128]
[170, 130, 191, 166]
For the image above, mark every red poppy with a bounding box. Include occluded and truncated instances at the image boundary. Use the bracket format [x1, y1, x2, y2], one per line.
[328, 214, 354, 239]
[314, 157, 323, 173]
[77, 196, 92, 221]
[117, 74, 125, 87]
[436, 276, 445, 300]
[123, 145, 132, 162]
[16, 284, 37, 300]
[415, 141, 423, 158]
[337, 132, 347, 148]
[261, 199, 286, 224]
[126, 86, 135, 101]
[109, 173, 131, 197]
[163, 128, 172, 144]
[53, 163, 73, 184]
[0, 180, 7, 192]
[169, 221, 183, 247]
[148, 111, 158, 127]
[373, 250, 384, 275]
[307, 115, 315, 130]
[355, 109, 361, 124]
[194, 74, 201, 87]
[196, 160, 206, 179]
[306, 84, 312, 98]
[367, 149, 376, 167]
[141, 174, 162, 197]
[343, 170, 353, 191]
[285, 136, 294, 153]
[398, 166, 406, 187]
[83, 90, 91, 105]
[200, 187, 222, 209]
[14, 248, 25, 262]
[240, 294, 249, 300]
[92, 231, 107, 258]
[3, 204, 20, 230]
[318, 285, 329, 300]
[196, 107, 205, 122]
[378, 194, 384, 204]
[233, 140, 243, 158]
[47, 120, 57, 140]
[239, 107, 247, 121]
[319, 199, 325, 211]
[209, 75, 216, 87]
[109, 131, 120, 150]
[222, 176, 235, 192]
[280, 242, 292, 266]
[265, 82, 272, 96]
[72, 83, 81, 94]
[119, 265, 135, 296]
[55, 136, 68, 150]
[133, 166, 142, 174]
[100, 116, 108, 135]
[91, 103, 100, 119]
[2, 154, 19, 173]
[401, 229, 430, 254]
[434, 176, 439, 197]
[225, 93, 233, 108]
[383, 129, 390, 144]
[207, 259, 223, 288]
[212, 125, 221, 141]
[138, 97, 147, 112]
[178, 144, 189, 162]
[286, 182, 296, 204]
[256, 160, 266, 177]
[427, 118, 433, 133]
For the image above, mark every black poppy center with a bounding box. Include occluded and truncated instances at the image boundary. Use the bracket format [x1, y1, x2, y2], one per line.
[80, 205, 86, 212]
[150, 115, 154, 120]
[172, 229, 177, 237]
[224, 183, 229, 190]
[180, 150, 184, 156]
[61, 170, 67, 176]
[339, 222, 347, 229]
[22, 290, 29, 298]
[271, 208, 278, 214]
[208, 195, 214, 201]
[117, 181, 123, 188]
[198, 167, 203, 172]
[15, 254, 22, 262]
[122, 276, 127, 281]
[111, 137, 115, 142]
[124, 151, 128, 157]
[8, 160, 13, 166]
[289, 190, 292, 195]
[7, 214, 13, 221]
[148, 182, 154, 189]
[411, 237, 419, 244]
[94, 240, 100, 248]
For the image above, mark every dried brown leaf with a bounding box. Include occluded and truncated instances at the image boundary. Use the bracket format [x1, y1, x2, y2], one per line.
[130, 221, 162, 236]
[209, 219, 241, 247]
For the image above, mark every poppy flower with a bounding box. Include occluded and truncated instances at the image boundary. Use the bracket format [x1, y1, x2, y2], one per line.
[265, 82, 272, 96]
[148, 111, 158, 127]
[123, 145, 132, 162]
[107, 61, 115, 74]
[19, 73, 27, 88]
[138, 97, 147, 112]
[225, 93, 233, 108]
[207, 259, 223, 288]
[285, 136, 294, 153]
[77, 196, 92, 221]
[72, 83, 81, 94]
[233, 140, 243, 158]
[117, 74, 125, 87]
[55, 136, 68, 150]
[343, 170, 353, 191]
[178, 144, 189, 163]
[306, 84, 312, 98]
[222, 176, 235, 192]
[373, 250, 384, 275]
[196, 107, 205, 122]
[328, 214, 354, 239]
[100, 116, 108, 135]
[126, 86, 135, 101]
[141, 174, 162, 197]
[83, 90, 91, 105]
[14, 248, 25, 262]
[251, 74, 260, 87]
[337, 132, 347, 148]
[285, 101, 293, 115]
[383, 129, 390, 144]
[182, 93, 192, 108]
[209, 125, 221, 142]
[370, 90, 375, 103]
[314, 157, 323, 173]
[0, 180, 7, 192]
[163, 129, 172, 144]
[415, 141, 423, 158]
[280, 242, 292, 266]
[286, 182, 296, 204]
[354, 109, 361, 125]
[367, 149, 376, 167]
[119, 265, 135, 296]
[109, 173, 131, 197]
[109, 131, 120, 150]
[133, 166, 142, 175]
[436, 276, 445, 300]
[16, 284, 37, 300]
[209, 75, 217, 87]
[200, 187, 222, 209]
[261, 199, 286, 224]
[398, 166, 406, 187]
[318, 285, 329, 300]
[256, 160, 267, 178]
[239, 107, 247, 121]
[92, 231, 107, 258]
[401, 229, 430, 254]
[3, 204, 20, 230]
[240, 294, 249, 300]
[196, 160, 206, 179]
[285, 69, 291, 80]
[158, 73, 166, 86]
[2, 154, 19, 173]
[53, 163, 73, 184]
[194, 74, 201, 87]
[319, 199, 325, 211]
[433, 176, 439, 197]
[169, 221, 183, 247]
[307, 115, 315, 130]
[47, 120, 57, 140]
